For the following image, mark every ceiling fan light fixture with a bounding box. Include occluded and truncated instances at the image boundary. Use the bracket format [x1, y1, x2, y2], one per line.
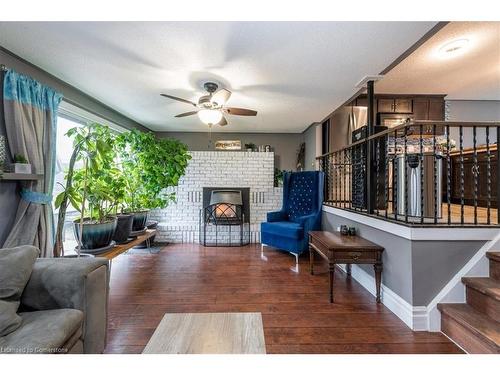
[198, 109, 223, 125]
[438, 38, 470, 58]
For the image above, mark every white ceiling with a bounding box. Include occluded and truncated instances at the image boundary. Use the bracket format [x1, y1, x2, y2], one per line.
[377, 21, 500, 100]
[0, 22, 437, 132]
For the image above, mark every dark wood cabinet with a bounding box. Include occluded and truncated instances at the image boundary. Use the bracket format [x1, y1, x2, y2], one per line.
[449, 151, 498, 208]
[428, 99, 444, 121]
[376, 98, 412, 113]
[413, 98, 429, 120]
[378, 99, 394, 113]
[394, 98, 412, 113]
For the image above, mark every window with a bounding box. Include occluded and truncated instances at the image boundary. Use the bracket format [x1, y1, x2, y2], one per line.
[54, 101, 125, 251]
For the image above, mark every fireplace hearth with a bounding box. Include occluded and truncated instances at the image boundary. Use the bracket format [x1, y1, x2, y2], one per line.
[200, 187, 250, 246]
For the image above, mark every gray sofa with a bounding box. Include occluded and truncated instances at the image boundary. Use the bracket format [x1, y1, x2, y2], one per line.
[0, 258, 109, 354]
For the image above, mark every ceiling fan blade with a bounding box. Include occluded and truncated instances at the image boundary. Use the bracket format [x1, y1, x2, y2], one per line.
[211, 88, 232, 106]
[218, 116, 228, 126]
[224, 107, 257, 116]
[160, 93, 197, 107]
[175, 111, 198, 118]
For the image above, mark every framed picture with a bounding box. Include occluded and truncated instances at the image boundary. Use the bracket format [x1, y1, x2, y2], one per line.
[215, 140, 242, 150]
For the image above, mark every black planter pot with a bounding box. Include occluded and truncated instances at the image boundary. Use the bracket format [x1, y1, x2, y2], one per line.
[135, 220, 158, 249]
[73, 217, 117, 250]
[113, 214, 134, 244]
[130, 210, 149, 231]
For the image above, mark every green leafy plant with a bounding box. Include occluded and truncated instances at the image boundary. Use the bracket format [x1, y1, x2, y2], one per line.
[53, 123, 118, 256]
[115, 130, 191, 212]
[14, 154, 28, 163]
[245, 142, 256, 151]
[274, 168, 285, 187]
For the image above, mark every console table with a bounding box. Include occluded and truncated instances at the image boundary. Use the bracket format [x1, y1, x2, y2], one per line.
[308, 231, 384, 303]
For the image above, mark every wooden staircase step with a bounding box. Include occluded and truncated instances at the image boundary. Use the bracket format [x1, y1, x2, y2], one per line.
[462, 277, 500, 301]
[464, 277, 500, 323]
[487, 252, 500, 281]
[487, 252, 500, 262]
[438, 303, 500, 354]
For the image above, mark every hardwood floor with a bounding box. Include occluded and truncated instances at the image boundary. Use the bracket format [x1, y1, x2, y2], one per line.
[105, 244, 462, 354]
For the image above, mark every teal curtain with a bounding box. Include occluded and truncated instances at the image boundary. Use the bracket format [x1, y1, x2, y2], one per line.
[2, 70, 62, 257]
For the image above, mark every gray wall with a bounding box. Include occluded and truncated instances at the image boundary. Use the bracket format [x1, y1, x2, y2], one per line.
[322, 211, 414, 303]
[303, 124, 319, 171]
[0, 94, 19, 246]
[322, 210, 484, 305]
[0, 47, 147, 132]
[157, 132, 302, 171]
[411, 240, 483, 305]
[447, 100, 500, 148]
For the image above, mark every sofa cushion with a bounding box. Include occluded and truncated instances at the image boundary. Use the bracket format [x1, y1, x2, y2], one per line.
[0, 308, 83, 354]
[261, 221, 304, 239]
[0, 246, 39, 337]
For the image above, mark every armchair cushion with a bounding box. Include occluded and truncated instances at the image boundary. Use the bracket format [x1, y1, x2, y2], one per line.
[21, 258, 109, 354]
[261, 221, 304, 240]
[0, 246, 39, 337]
[267, 210, 287, 222]
[0, 309, 83, 354]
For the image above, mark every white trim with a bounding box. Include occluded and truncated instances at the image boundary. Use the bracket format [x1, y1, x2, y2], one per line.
[338, 264, 427, 330]
[59, 100, 126, 133]
[322, 205, 499, 241]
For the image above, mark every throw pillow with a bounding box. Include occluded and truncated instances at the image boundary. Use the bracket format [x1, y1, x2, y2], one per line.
[0, 245, 39, 337]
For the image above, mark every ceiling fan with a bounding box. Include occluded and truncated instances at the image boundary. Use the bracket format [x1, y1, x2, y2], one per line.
[161, 82, 257, 127]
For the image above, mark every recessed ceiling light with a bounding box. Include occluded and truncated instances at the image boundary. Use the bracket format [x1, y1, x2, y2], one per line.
[438, 38, 470, 57]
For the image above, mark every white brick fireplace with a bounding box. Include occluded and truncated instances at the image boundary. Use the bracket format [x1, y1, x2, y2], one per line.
[149, 151, 283, 243]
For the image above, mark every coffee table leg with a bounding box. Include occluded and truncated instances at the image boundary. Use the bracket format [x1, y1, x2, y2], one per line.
[346, 264, 352, 276]
[329, 264, 335, 303]
[374, 262, 383, 303]
[309, 245, 314, 275]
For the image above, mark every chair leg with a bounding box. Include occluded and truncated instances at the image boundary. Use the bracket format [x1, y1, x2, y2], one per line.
[290, 252, 299, 273]
[260, 243, 268, 261]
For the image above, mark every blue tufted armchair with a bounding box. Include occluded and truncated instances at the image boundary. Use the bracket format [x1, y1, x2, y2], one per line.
[261, 171, 324, 267]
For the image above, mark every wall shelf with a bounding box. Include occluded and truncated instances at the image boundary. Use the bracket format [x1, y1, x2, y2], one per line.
[0, 172, 44, 181]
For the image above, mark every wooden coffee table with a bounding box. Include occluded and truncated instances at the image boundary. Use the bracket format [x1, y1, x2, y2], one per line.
[309, 231, 384, 303]
[142, 312, 266, 354]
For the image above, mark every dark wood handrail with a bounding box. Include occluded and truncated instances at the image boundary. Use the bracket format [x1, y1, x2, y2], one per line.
[316, 121, 500, 159]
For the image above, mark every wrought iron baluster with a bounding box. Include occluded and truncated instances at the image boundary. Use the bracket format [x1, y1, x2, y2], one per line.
[376, 136, 380, 216]
[343, 149, 346, 209]
[446, 125, 451, 225]
[394, 130, 398, 221]
[433, 124, 438, 224]
[404, 126, 408, 223]
[420, 124, 424, 224]
[348, 148, 352, 210]
[385, 134, 389, 219]
[460, 126, 464, 225]
[473, 126, 478, 225]
[486, 126, 491, 225]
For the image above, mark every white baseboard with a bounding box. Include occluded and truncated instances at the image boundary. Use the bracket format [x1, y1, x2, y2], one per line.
[339, 264, 428, 331]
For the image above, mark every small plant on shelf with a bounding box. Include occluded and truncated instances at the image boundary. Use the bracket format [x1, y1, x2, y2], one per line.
[13, 154, 31, 174]
[244, 142, 256, 151]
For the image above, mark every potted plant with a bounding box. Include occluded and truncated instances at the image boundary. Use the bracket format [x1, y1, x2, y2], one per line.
[116, 130, 191, 232]
[54, 124, 118, 255]
[245, 142, 256, 152]
[274, 168, 285, 187]
[109, 169, 134, 244]
[13, 154, 31, 174]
